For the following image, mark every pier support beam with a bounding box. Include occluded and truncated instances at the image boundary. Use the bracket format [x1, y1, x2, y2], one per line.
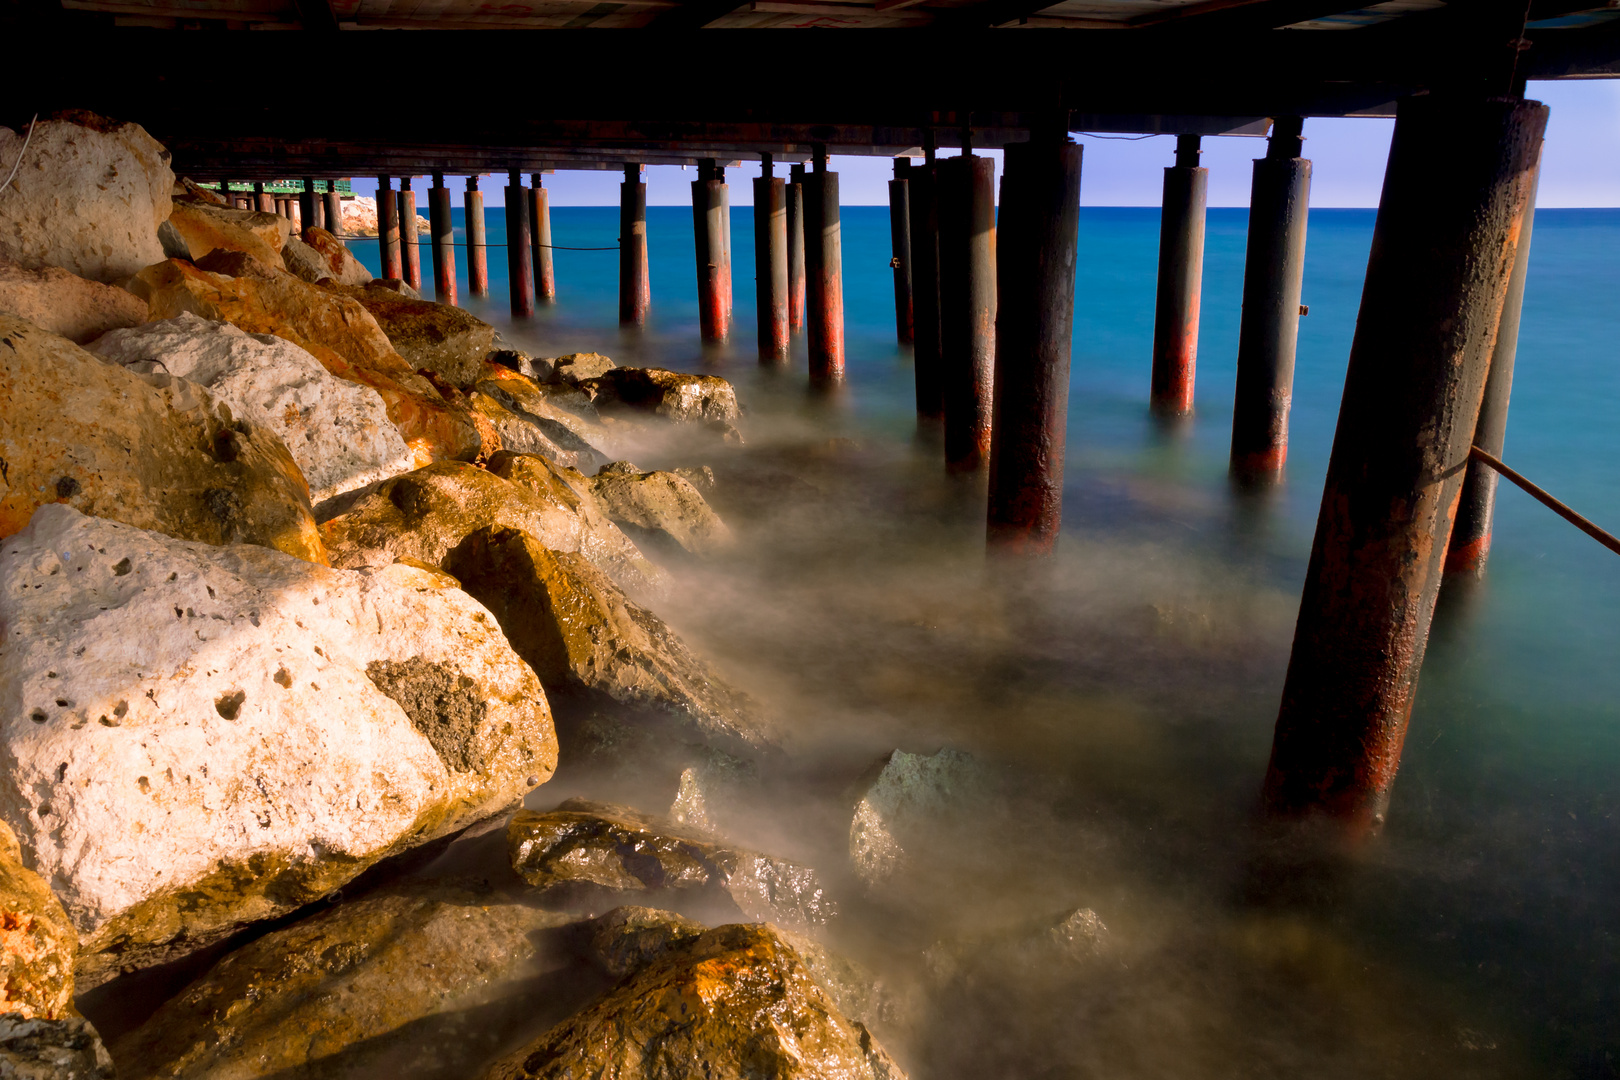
[254, 181, 272, 214]
[804, 148, 845, 384]
[465, 176, 488, 297]
[889, 158, 914, 346]
[377, 175, 402, 281]
[938, 152, 997, 471]
[1149, 135, 1208, 419]
[692, 159, 732, 344]
[988, 136, 1083, 554]
[1446, 167, 1541, 577]
[299, 177, 316, 233]
[620, 164, 649, 326]
[399, 177, 421, 291]
[429, 172, 456, 305]
[753, 156, 790, 363]
[787, 163, 806, 335]
[909, 146, 944, 419]
[1260, 96, 1546, 835]
[530, 175, 555, 303]
[324, 185, 343, 240]
[1230, 118, 1313, 483]
[506, 170, 534, 318]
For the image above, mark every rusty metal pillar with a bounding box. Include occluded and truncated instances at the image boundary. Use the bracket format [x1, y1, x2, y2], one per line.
[910, 139, 944, 419]
[1260, 96, 1546, 835]
[377, 175, 402, 281]
[399, 177, 421, 290]
[429, 172, 457, 305]
[312, 182, 326, 230]
[324, 185, 344, 239]
[988, 135, 1083, 554]
[692, 159, 731, 344]
[787, 163, 806, 334]
[1447, 165, 1541, 576]
[804, 146, 845, 384]
[1150, 134, 1208, 419]
[620, 163, 650, 326]
[889, 157, 915, 346]
[254, 181, 272, 214]
[938, 149, 998, 472]
[299, 176, 317, 234]
[1231, 117, 1314, 484]
[530, 174, 555, 303]
[753, 155, 790, 364]
[506, 169, 534, 317]
[465, 176, 488, 297]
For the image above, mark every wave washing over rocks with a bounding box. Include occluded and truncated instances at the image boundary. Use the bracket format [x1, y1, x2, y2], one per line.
[0, 110, 918, 1079]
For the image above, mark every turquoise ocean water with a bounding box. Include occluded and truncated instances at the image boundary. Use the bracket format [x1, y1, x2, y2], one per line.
[353, 204, 1620, 1076]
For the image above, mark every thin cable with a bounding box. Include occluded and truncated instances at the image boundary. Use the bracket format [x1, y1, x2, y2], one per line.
[337, 235, 617, 250]
[1072, 132, 1164, 141]
[0, 114, 39, 194]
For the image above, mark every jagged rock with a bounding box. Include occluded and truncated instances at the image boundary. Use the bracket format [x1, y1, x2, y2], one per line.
[172, 177, 226, 206]
[668, 765, 715, 833]
[0, 821, 77, 1021]
[111, 881, 588, 1080]
[0, 112, 172, 284]
[444, 528, 769, 755]
[127, 257, 481, 465]
[489, 349, 554, 385]
[0, 316, 326, 563]
[480, 922, 905, 1080]
[277, 234, 334, 284]
[467, 391, 606, 474]
[850, 749, 990, 889]
[301, 226, 372, 286]
[579, 366, 741, 423]
[546, 352, 615, 386]
[476, 362, 613, 449]
[0, 505, 557, 982]
[166, 199, 291, 268]
[0, 1015, 115, 1080]
[674, 465, 717, 494]
[346, 291, 498, 388]
[509, 800, 833, 929]
[320, 461, 661, 598]
[579, 905, 706, 979]
[367, 277, 422, 300]
[588, 462, 733, 557]
[0, 259, 146, 345]
[87, 313, 414, 506]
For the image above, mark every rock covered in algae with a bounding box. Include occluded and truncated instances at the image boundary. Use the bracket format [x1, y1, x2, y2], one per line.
[508, 800, 832, 929]
[588, 462, 734, 557]
[87, 312, 414, 506]
[0, 316, 326, 564]
[479, 921, 906, 1080]
[0, 505, 557, 982]
[112, 881, 589, 1080]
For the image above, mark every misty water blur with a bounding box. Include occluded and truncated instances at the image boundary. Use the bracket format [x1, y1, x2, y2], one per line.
[340, 203, 1620, 1078]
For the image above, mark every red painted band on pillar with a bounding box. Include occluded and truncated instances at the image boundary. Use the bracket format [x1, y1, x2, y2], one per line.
[753, 175, 790, 363]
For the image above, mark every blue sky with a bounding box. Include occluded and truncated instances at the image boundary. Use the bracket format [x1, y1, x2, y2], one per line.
[349, 80, 1619, 209]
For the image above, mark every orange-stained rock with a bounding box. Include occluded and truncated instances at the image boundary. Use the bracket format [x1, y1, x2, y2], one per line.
[0, 258, 146, 344]
[166, 200, 290, 268]
[0, 820, 76, 1021]
[342, 288, 498, 388]
[0, 316, 327, 563]
[127, 257, 481, 465]
[301, 226, 372, 286]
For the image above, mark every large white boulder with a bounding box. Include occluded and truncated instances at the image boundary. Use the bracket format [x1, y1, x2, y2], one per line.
[0, 112, 173, 283]
[87, 313, 415, 506]
[0, 505, 558, 982]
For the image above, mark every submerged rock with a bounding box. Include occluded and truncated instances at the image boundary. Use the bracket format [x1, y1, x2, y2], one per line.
[0, 316, 325, 564]
[0, 1015, 115, 1080]
[0, 259, 146, 344]
[546, 351, 615, 385]
[87, 312, 414, 505]
[508, 799, 832, 929]
[301, 226, 372, 286]
[112, 882, 589, 1080]
[480, 922, 905, 1080]
[0, 112, 172, 283]
[346, 290, 497, 388]
[0, 821, 77, 1021]
[166, 199, 291, 268]
[0, 506, 557, 982]
[589, 462, 734, 557]
[579, 366, 741, 423]
[850, 749, 990, 889]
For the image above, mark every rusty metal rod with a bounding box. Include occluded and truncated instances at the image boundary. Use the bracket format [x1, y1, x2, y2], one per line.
[466, 175, 489, 297]
[787, 163, 806, 334]
[1149, 134, 1207, 419]
[506, 169, 534, 317]
[1469, 446, 1620, 558]
[398, 176, 422, 290]
[429, 171, 457, 305]
[753, 159, 789, 364]
[530, 175, 555, 302]
[620, 163, 649, 326]
[938, 153, 997, 471]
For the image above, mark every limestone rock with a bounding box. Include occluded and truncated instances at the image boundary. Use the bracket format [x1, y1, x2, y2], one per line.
[301, 226, 372, 286]
[509, 800, 833, 929]
[367, 277, 421, 300]
[588, 462, 733, 557]
[0, 112, 172, 284]
[0, 505, 558, 980]
[850, 749, 989, 889]
[319, 461, 661, 597]
[444, 528, 768, 754]
[111, 882, 586, 1080]
[345, 291, 498, 388]
[166, 200, 291, 268]
[579, 366, 741, 423]
[128, 257, 481, 465]
[0, 316, 326, 564]
[0, 821, 76, 1021]
[87, 313, 414, 506]
[476, 361, 613, 449]
[277, 234, 333, 284]
[172, 177, 226, 207]
[468, 391, 606, 474]
[0, 260, 146, 345]
[546, 352, 615, 385]
[0, 1015, 115, 1080]
[480, 922, 905, 1080]
[340, 195, 379, 236]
